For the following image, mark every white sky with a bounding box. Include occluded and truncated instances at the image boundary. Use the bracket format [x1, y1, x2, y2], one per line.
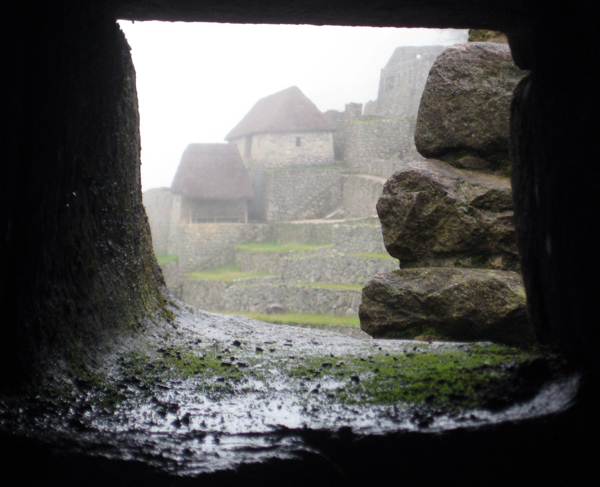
[118, 21, 467, 190]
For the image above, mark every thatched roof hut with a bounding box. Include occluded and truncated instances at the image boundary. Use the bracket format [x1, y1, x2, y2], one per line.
[225, 86, 334, 140]
[171, 143, 253, 200]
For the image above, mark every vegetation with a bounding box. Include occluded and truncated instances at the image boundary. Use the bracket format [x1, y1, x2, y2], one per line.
[51, 340, 554, 414]
[224, 311, 360, 327]
[297, 282, 362, 290]
[236, 239, 331, 253]
[186, 262, 272, 283]
[349, 252, 394, 261]
[265, 165, 339, 173]
[155, 253, 178, 266]
[283, 343, 548, 409]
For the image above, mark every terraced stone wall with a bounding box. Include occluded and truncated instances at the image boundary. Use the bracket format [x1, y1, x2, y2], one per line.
[330, 105, 423, 177]
[235, 250, 286, 274]
[271, 221, 335, 243]
[280, 250, 398, 285]
[332, 222, 387, 254]
[183, 277, 362, 316]
[264, 167, 342, 221]
[178, 223, 270, 273]
[342, 174, 387, 218]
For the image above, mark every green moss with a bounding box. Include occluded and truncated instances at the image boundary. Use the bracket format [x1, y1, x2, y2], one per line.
[283, 343, 542, 409]
[46, 336, 552, 414]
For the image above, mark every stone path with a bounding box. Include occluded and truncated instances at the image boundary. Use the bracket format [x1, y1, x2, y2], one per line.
[0, 299, 579, 479]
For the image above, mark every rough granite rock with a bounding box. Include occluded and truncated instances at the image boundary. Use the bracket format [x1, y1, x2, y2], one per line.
[359, 268, 533, 345]
[415, 42, 527, 172]
[377, 159, 518, 270]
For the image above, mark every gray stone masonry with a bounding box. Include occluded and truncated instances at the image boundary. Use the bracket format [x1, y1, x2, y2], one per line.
[343, 158, 420, 180]
[342, 117, 419, 167]
[280, 248, 398, 285]
[143, 187, 173, 255]
[180, 278, 228, 312]
[342, 174, 387, 218]
[175, 217, 394, 318]
[264, 167, 342, 221]
[231, 131, 334, 170]
[369, 45, 447, 119]
[178, 223, 270, 273]
[167, 193, 182, 255]
[271, 221, 336, 243]
[326, 105, 424, 179]
[234, 250, 287, 275]
[332, 221, 388, 254]
[182, 276, 362, 317]
[233, 247, 397, 285]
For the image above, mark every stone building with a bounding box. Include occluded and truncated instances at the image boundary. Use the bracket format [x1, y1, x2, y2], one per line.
[225, 85, 335, 170]
[364, 45, 446, 118]
[170, 143, 253, 224]
[225, 86, 339, 222]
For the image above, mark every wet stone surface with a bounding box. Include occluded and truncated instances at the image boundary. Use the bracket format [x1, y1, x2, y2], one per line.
[0, 301, 579, 477]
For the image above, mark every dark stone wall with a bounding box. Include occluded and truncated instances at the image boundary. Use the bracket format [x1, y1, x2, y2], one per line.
[2, 0, 599, 385]
[0, 2, 167, 386]
[115, 0, 534, 29]
[510, 17, 600, 374]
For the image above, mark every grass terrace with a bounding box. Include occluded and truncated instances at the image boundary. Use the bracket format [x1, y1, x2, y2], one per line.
[155, 253, 178, 266]
[186, 262, 273, 283]
[225, 311, 361, 327]
[264, 165, 340, 173]
[236, 239, 332, 253]
[349, 252, 395, 261]
[297, 282, 363, 290]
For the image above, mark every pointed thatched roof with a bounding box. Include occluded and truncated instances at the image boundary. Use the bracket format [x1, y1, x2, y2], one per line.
[225, 86, 334, 140]
[171, 144, 254, 200]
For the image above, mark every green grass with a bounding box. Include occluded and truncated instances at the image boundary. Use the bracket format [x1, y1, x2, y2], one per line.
[297, 282, 363, 290]
[349, 252, 394, 261]
[186, 262, 272, 283]
[225, 312, 360, 327]
[265, 165, 340, 174]
[155, 253, 178, 266]
[236, 239, 331, 253]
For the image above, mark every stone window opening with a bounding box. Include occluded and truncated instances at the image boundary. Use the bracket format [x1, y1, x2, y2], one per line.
[3, 3, 593, 481]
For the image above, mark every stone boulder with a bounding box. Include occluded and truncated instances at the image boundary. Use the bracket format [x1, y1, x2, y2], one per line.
[359, 268, 533, 345]
[377, 159, 518, 271]
[415, 42, 527, 173]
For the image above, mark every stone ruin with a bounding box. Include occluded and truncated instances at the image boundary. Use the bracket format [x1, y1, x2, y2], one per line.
[143, 40, 538, 346]
[4, 1, 600, 484]
[360, 42, 532, 345]
[144, 46, 444, 323]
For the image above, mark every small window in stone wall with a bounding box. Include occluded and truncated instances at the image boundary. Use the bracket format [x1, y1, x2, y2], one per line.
[296, 136, 301, 147]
